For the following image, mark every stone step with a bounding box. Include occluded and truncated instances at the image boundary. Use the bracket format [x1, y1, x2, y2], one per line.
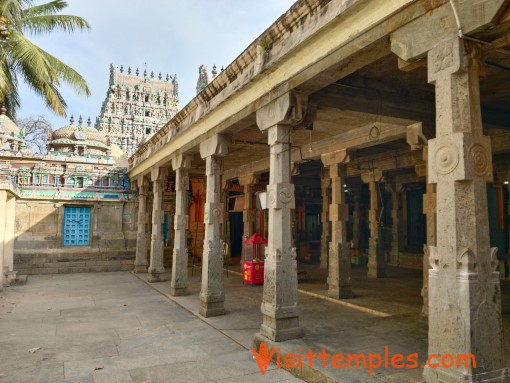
[13, 253, 135, 275]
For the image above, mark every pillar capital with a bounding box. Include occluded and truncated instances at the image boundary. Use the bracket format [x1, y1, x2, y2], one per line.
[321, 149, 350, 167]
[360, 169, 383, 184]
[238, 173, 257, 186]
[171, 153, 193, 171]
[136, 176, 149, 196]
[199, 134, 230, 159]
[150, 166, 168, 183]
[390, 1, 506, 62]
[256, 92, 315, 132]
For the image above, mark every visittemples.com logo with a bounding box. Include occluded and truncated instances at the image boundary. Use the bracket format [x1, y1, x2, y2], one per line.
[251, 343, 476, 377]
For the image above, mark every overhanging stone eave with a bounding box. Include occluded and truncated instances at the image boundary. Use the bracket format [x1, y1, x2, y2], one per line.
[128, 0, 433, 180]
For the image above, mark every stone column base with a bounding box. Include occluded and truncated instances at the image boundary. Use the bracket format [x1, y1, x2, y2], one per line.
[260, 315, 302, 342]
[199, 300, 225, 317]
[169, 286, 187, 297]
[367, 267, 386, 278]
[328, 285, 353, 299]
[148, 268, 168, 283]
[133, 264, 148, 273]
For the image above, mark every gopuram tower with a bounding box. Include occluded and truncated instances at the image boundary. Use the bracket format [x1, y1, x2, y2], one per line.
[95, 64, 179, 157]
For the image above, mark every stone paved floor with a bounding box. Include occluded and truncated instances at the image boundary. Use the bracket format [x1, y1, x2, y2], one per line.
[1, 266, 510, 383]
[0, 272, 302, 383]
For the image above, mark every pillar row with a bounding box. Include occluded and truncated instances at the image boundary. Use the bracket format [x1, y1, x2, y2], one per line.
[148, 167, 168, 282]
[134, 177, 149, 273]
[199, 134, 230, 317]
[170, 154, 193, 296]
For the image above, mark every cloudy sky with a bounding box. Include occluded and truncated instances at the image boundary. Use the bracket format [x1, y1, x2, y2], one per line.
[18, 0, 296, 129]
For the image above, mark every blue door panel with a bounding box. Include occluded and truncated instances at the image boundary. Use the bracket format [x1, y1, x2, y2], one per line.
[63, 207, 91, 246]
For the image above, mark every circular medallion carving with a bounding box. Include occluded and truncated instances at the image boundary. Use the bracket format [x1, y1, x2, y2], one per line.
[435, 145, 459, 175]
[469, 144, 489, 177]
[278, 187, 293, 204]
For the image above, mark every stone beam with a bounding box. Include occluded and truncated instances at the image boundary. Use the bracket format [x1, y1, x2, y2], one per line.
[224, 122, 409, 180]
[311, 83, 435, 131]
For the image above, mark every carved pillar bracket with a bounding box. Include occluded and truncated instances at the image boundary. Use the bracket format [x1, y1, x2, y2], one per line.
[423, 38, 506, 383]
[169, 153, 193, 296]
[321, 153, 352, 299]
[361, 169, 386, 278]
[134, 176, 149, 273]
[198, 134, 230, 317]
[254, 92, 312, 342]
[148, 167, 169, 282]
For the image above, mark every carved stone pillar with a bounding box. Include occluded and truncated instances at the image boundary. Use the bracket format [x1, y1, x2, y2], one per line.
[322, 151, 352, 299]
[255, 92, 314, 342]
[388, 182, 400, 266]
[416, 147, 437, 316]
[238, 173, 257, 240]
[170, 154, 192, 296]
[320, 169, 330, 270]
[134, 176, 149, 273]
[199, 135, 230, 317]
[424, 38, 505, 382]
[351, 182, 362, 251]
[362, 170, 386, 278]
[148, 167, 168, 282]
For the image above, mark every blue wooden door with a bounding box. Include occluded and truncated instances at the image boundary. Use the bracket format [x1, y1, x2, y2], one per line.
[63, 207, 91, 246]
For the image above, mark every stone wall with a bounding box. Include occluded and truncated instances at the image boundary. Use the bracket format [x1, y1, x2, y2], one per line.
[14, 200, 137, 274]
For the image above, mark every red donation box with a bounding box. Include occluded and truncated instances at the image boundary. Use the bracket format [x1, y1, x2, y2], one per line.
[241, 233, 267, 285]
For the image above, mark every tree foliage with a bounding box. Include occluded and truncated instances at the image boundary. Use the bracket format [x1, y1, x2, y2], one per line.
[0, 0, 91, 118]
[16, 114, 51, 153]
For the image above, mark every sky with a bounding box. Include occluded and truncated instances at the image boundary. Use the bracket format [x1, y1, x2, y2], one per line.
[18, 0, 297, 130]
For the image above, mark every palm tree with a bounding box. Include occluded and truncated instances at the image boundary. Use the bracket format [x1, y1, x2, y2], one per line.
[0, 0, 90, 118]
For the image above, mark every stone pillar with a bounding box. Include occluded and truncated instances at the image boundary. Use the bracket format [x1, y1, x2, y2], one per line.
[255, 92, 313, 342]
[170, 154, 192, 296]
[4, 194, 15, 272]
[134, 177, 149, 273]
[198, 135, 230, 317]
[389, 182, 400, 266]
[320, 169, 330, 269]
[351, 182, 362, 251]
[416, 148, 437, 316]
[238, 173, 257, 240]
[148, 167, 168, 283]
[424, 38, 506, 382]
[322, 151, 352, 299]
[362, 170, 386, 278]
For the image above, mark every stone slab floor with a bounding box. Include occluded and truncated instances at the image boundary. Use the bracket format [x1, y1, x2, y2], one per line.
[2, 268, 510, 383]
[0, 272, 302, 383]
